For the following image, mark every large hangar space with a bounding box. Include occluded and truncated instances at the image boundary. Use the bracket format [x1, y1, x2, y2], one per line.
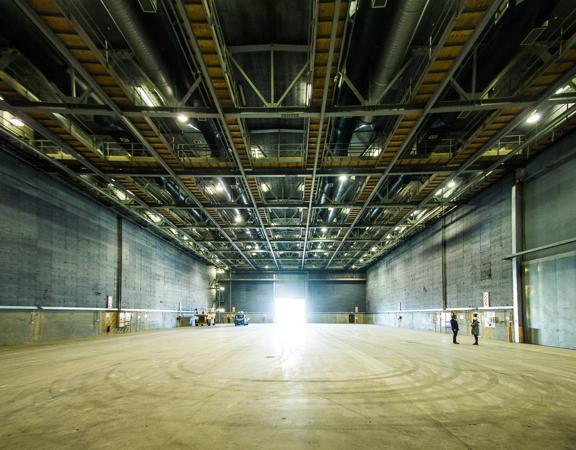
[1, 0, 575, 448]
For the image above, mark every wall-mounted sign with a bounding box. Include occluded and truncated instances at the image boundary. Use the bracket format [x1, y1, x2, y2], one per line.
[482, 291, 490, 308]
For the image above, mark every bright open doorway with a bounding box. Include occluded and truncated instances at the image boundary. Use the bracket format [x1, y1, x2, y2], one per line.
[274, 297, 306, 324]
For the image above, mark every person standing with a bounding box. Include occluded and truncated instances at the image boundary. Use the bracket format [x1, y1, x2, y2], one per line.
[190, 308, 198, 327]
[450, 314, 459, 344]
[471, 313, 480, 345]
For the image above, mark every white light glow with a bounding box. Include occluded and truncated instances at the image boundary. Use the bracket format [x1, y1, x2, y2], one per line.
[447, 180, 456, 188]
[339, 175, 348, 182]
[371, 246, 377, 252]
[526, 111, 541, 124]
[136, 86, 155, 107]
[321, 227, 327, 233]
[215, 183, 224, 193]
[145, 211, 162, 223]
[275, 297, 306, 325]
[234, 215, 243, 223]
[176, 114, 189, 124]
[9, 117, 25, 127]
[261, 183, 270, 192]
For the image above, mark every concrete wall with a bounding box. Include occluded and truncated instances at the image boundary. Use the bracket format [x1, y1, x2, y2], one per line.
[367, 175, 514, 340]
[0, 152, 212, 346]
[522, 132, 576, 349]
[367, 176, 513, 312]
[367, 131, 576, 347]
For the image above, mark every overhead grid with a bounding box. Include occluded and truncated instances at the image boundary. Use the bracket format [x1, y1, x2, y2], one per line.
[1, 0, 576, 271]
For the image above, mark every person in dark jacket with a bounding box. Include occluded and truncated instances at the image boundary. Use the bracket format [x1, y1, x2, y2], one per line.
[471, 313, 480, 345]
[450, 314, 459, 344]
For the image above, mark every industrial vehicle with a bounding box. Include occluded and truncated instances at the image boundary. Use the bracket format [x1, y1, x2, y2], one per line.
[234, 313, 249, 326]
[196, 312, 215, 326]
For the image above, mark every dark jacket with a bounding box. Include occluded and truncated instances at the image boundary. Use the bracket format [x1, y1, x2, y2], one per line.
[471, 319, 480, 336]
[450, 318, 459, 331]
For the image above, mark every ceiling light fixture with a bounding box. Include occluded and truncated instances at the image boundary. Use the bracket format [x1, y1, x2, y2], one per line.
[338, 175, 348, 182]
[321, 227, 327, 233]
[526, 111, 541, 124]
[215, 183, 224, 193]
[234, 215, 243, 223]
[371, 246, 377, 252]
[260, 183, 269, 192]
[9, 117, 25, 127]
[176, 114, 189, 124]
[136, 86, 155, 107]
[447, 180, 456, 188]
[145, 211, 162, 223]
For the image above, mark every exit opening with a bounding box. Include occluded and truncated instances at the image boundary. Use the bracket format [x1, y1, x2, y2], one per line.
[274, 297, 306, 325]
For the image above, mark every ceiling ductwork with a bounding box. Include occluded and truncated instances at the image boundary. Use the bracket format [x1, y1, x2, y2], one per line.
[101, 0, 227, 158]
[331, 0, 429, 155]
[363, 0, 429, 121]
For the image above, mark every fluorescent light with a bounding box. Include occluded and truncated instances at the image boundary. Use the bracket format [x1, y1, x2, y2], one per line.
[9, 117, 25, 127]
[305, 82, 312, 105]
[447, 180, 456, 188]
[183, 235, 189, 240]
[0, 94, 4, 101]
[264, 265, 269, 269]
[343, 208, 351, 214]
[247, 244, 252, 249]
[145, 211, 162, 223]
[555, 86, 569, 95]
[112, 188, 127, 201]
[136, 86, 155, 107]
[176, 114, 189, 124]
[360, 258, 364, 262]
[205, 186, 214, 195]
[215, 183, 224, 193]
[526, 111, 541, 124]
[338, 175, 348, 182]
[260, 183, 269, 192]
[328, 207, 334, 211]
[252, 252, 257, 256]
[234, 215, 243, 223]
[170, 228, 178, 235]
[371, 246, 377, 252]
[298, 184, 305, 192]
[321, 227, 327, 233]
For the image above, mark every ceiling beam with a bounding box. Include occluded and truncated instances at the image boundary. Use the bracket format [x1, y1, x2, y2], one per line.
[9, 94, 576, 119]
[71, 164, 490, 178]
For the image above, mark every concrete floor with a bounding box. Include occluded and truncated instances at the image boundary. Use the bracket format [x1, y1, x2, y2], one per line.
[0, 325, 575, 449]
